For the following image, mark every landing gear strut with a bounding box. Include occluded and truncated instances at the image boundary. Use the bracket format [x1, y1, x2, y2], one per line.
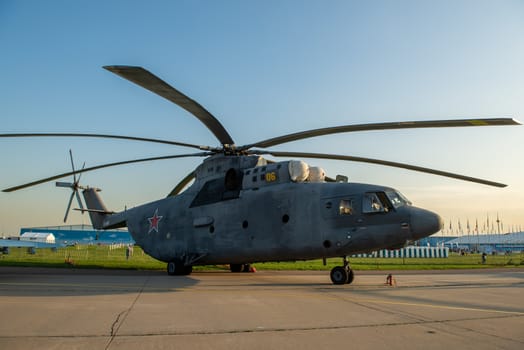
[330, 257, 354, 285]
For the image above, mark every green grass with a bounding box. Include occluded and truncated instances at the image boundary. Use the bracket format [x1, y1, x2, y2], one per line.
[1, 245, 523, 271]
[0, 246, 164, 270]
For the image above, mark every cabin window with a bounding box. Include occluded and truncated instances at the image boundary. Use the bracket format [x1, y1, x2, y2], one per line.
[339, 199, 353, 215]
[190, 171, 243, 207]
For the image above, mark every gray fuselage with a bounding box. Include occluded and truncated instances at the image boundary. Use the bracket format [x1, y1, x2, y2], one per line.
[87, 155, 442, 266]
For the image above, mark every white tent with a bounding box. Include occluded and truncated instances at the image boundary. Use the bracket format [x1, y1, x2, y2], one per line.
[20, 232, 56, 244]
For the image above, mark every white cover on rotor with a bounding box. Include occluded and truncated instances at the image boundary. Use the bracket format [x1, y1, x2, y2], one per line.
[288, 160, 309, 182]
[308, 166, 326, 182]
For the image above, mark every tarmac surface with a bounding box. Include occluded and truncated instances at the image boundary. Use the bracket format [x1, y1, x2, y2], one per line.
[0, 267, 523, 350]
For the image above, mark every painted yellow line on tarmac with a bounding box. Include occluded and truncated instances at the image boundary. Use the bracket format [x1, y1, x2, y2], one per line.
[148, 284, 524, 315]
[354, 297, 524, 316]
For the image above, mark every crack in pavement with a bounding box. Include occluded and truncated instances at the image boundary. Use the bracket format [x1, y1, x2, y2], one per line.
[1, 314, 521, 343]
[110, 310, 127, 337]
[104, 274, 151, 350]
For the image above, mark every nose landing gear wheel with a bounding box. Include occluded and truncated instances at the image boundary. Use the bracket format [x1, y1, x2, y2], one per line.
[330, 266, 348, 285]
[330, 256, 355, 285]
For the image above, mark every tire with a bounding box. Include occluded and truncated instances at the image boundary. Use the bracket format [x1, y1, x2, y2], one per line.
[167, 261, 178, 276]
[330, 266, 348, 285]
[167, 260, 193, 276]
[182, 265, 193, 275]
[230, 264, 243, 273]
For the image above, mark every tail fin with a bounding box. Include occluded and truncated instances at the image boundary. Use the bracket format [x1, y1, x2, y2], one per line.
[82, 187, 126, 230]
[82, 188, 110, 229]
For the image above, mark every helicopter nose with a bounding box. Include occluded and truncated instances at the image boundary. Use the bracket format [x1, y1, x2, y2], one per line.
[410, 207, 443, 240]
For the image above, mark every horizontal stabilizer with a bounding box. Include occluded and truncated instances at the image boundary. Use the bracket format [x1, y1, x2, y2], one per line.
[73, 208, 115, 214]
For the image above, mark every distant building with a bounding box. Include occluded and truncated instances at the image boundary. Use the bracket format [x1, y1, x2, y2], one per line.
[408, 232, 524, 253]
[20, 225, 134, 246]
[416, 236, 456, 247]
[444, 232, 524, 253]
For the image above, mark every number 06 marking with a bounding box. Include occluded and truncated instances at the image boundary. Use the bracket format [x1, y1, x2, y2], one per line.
[265, 172, 277, 182]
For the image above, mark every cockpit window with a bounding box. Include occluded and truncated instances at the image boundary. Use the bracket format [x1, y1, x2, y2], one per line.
[362, 192, 395, 213]
[386, 191, 411, 208]
[339, 199, 353, 215]
[363, 193, 384, 213]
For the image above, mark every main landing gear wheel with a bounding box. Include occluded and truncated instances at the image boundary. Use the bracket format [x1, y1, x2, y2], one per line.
[167, 260, 193, 276]
[230, 263, 251, 272]
[330, 257, 355, 285]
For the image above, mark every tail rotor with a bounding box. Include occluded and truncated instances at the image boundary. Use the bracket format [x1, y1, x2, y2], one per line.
[56, 150, 86, 222]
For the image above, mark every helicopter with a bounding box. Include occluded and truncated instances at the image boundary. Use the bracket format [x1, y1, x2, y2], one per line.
[1, 66, 520, 284]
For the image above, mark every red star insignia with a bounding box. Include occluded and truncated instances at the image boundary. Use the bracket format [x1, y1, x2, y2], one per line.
[147, 209, 163, 234]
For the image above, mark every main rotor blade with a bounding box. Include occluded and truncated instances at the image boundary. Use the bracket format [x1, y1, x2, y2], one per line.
[244, 118, 520, 149]
[104, 65, 235, 147]
[255, 150, 508, 188]
[167, 170, 196, 197]
[0, 133, 209, 151]
[2, 152, 212, 192]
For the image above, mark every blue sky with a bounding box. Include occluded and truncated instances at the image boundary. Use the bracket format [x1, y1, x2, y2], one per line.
[1, 0, 523, 235]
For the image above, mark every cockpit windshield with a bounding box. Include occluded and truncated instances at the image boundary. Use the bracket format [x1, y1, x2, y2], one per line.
[385, 191, 411, 208]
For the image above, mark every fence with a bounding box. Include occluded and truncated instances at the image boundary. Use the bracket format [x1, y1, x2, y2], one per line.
[352, 246, 449, 258]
